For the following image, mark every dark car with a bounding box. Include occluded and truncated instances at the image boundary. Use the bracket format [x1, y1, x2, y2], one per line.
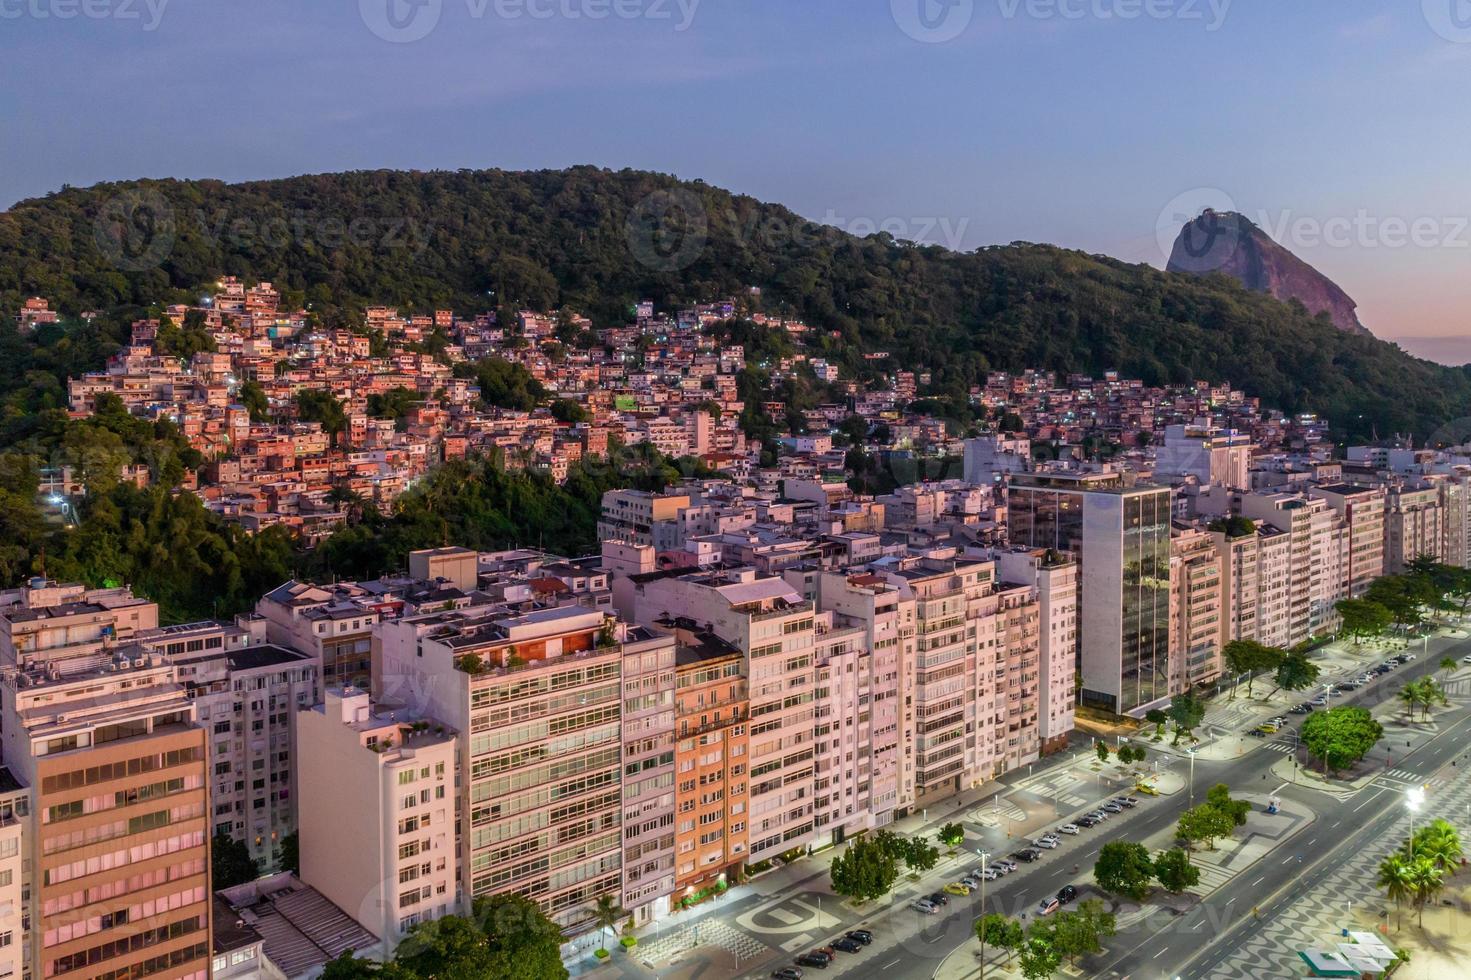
[1057, 884, 1079, 904]
[1013, 848, 1042, 863]
[832, 937, 863, 954]
[1289, 704, 1312, 714]
[1077, 814, 1099, 828]
[796, 953, 831, 969]
[773, 970, 805, 980]
[926, 891, 949, 906]
[846, 930, 874, 945]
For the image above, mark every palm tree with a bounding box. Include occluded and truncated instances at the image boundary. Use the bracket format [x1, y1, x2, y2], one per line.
[1407, 855, 1445, 929]
[1398, 684, 1421, 723]
[1440, 656, 1458, 683]
[591, 894, 627, 954]
[1377, 853, 1415, 930]
[1411, 820, 1464, 876]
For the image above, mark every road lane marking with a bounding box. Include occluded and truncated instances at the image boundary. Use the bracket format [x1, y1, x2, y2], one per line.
[1250, 876, 1264, 887]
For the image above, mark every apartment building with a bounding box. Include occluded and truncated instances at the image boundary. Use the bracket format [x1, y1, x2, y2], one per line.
[297, 687, 458, 953]
[995, 549, 1077, 754]
[1008, 473, 1173, 716]
[1170, 526, 1225, 690]
[1383, 483, 1444, 573]
[616, 632, 677, 925]
[257, 581, 383, 688]
[808, 572, 908, 821]
[1155, 423, 1252, 490]
[1, 661, 211, 980]
[0, 772, 27, 980]
[1310, 484, 1386, 597]
[666, 626, 749, 904]
[627, 569, 821, 861]
[139, 622, 318, 873]
[375, 604, 643, 936]
[0, 580, 212, 980]
[597, 490, 693, 548]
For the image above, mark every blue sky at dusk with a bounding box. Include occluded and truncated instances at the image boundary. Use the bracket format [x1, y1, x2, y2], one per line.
[4, 1, 1470, 357]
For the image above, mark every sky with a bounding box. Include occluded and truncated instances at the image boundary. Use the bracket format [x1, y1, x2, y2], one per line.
[3, 0, 1470, 360]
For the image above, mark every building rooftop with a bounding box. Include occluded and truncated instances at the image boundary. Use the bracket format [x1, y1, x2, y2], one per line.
[226, 644, 312, 672]
[218, 874, 380, 977]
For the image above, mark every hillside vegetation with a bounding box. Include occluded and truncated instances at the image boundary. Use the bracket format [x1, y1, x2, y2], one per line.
[3, 166, 1469, 440]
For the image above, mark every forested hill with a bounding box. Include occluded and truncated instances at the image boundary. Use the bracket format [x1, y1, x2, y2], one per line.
[3, 166, 1469, 441]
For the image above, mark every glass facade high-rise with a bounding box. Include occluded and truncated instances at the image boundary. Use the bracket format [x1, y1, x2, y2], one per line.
[1008, 473, 1172, 715]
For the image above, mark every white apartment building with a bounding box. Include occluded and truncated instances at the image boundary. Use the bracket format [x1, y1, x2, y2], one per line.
[1383, 483, 1444, 573]
[1156, 423, 1252, 490]
[374, 604, 643, 937]
[297, 687, 458, 953]
[0, 772, 26, 980]
[627, 569, 822, 860]
[996, 548, 1077, 753]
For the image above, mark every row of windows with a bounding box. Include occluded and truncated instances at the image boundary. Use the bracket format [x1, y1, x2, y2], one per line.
[41, 747, 201, 794]
[50, 915, 203, 976]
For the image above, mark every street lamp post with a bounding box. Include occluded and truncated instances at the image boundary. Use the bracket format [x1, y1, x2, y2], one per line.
[1407, 787, 1425, 840]
[1187, 748, 1196, 805]
[978, 849, 991, 977]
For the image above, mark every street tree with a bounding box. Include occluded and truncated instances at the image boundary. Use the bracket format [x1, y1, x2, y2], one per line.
[938, 822, 965, 850]
[1335, 598, 1393, 647]
[1096, 742, 1110, 763]
[1440, 656, 1458, 682]
[975, 913, 1025, 974]
[904, 837, 941, 875]
[211, 832, 260, 890]
[1223, 640, 1283, 699]
[1167, 693, 1207, 745]
[1301, 706, 1384, 776]
[1206, 783, 1252, 827]
[1272, 652, 1320, 696]
[830, 835, 899, 902]
[473, 893, 570, 980]
[1176, 803, 1236, 851]
[1154, 848, 1201, 894]
[1050, 899, 1115, 966]
[1017, 933, 1063, 980]
[1094, 841, 1155, 900]
[1145, 709, 1168, 737]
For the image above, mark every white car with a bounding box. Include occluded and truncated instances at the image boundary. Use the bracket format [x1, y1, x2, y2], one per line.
[1033, 837, 1059, 849]
[1402, 653, 1417, 661]
[978, 867, 1001, 880]
[1462, 655, 1471, 664]
[1088, 809, 1110, 821]
[1057, 823, 1081, 835]
[911, 899, 939, 914]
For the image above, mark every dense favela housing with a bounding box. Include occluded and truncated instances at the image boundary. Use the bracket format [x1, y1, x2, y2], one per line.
[9, 284, 1471, 976]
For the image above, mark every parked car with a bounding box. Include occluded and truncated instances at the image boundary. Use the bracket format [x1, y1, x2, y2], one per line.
[1087, 809, 1110, 821]
[1112, 797, 1139, 809]
[1101, 802, 1124, 814]
[832, 937, 863, 954]
[1076, 815, 1100, 828]
[815, 945, 837, 959]
[1037, 897, 1061, 916]
[1058, 823, 1081, 835]
[910, 899, 939, 915]
[1249, 727, 1269, 737]
[846, 930, 873, 945]
[1461, 654, 1471, 665]
[961, 875, 982, 889]
[1337, 682, 1359, 692]
[1134, 784, 1160, 797]
[796, 953, 831, 969]
[1255, 722, 1279, 734]
[944, 882, 971, 896]
[1289, 704, 1313, 715]
[1013, 849, 1042, 863]
[1033, 838, 1059, 850]
[997, 858, 1018, 872]
[773, 969, 804, 980]
[1402, 653, 1417, 661]
[979, 866, 1001, 880]
[1057, 884, 1079, 904]
[927, 892, 949, 906]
